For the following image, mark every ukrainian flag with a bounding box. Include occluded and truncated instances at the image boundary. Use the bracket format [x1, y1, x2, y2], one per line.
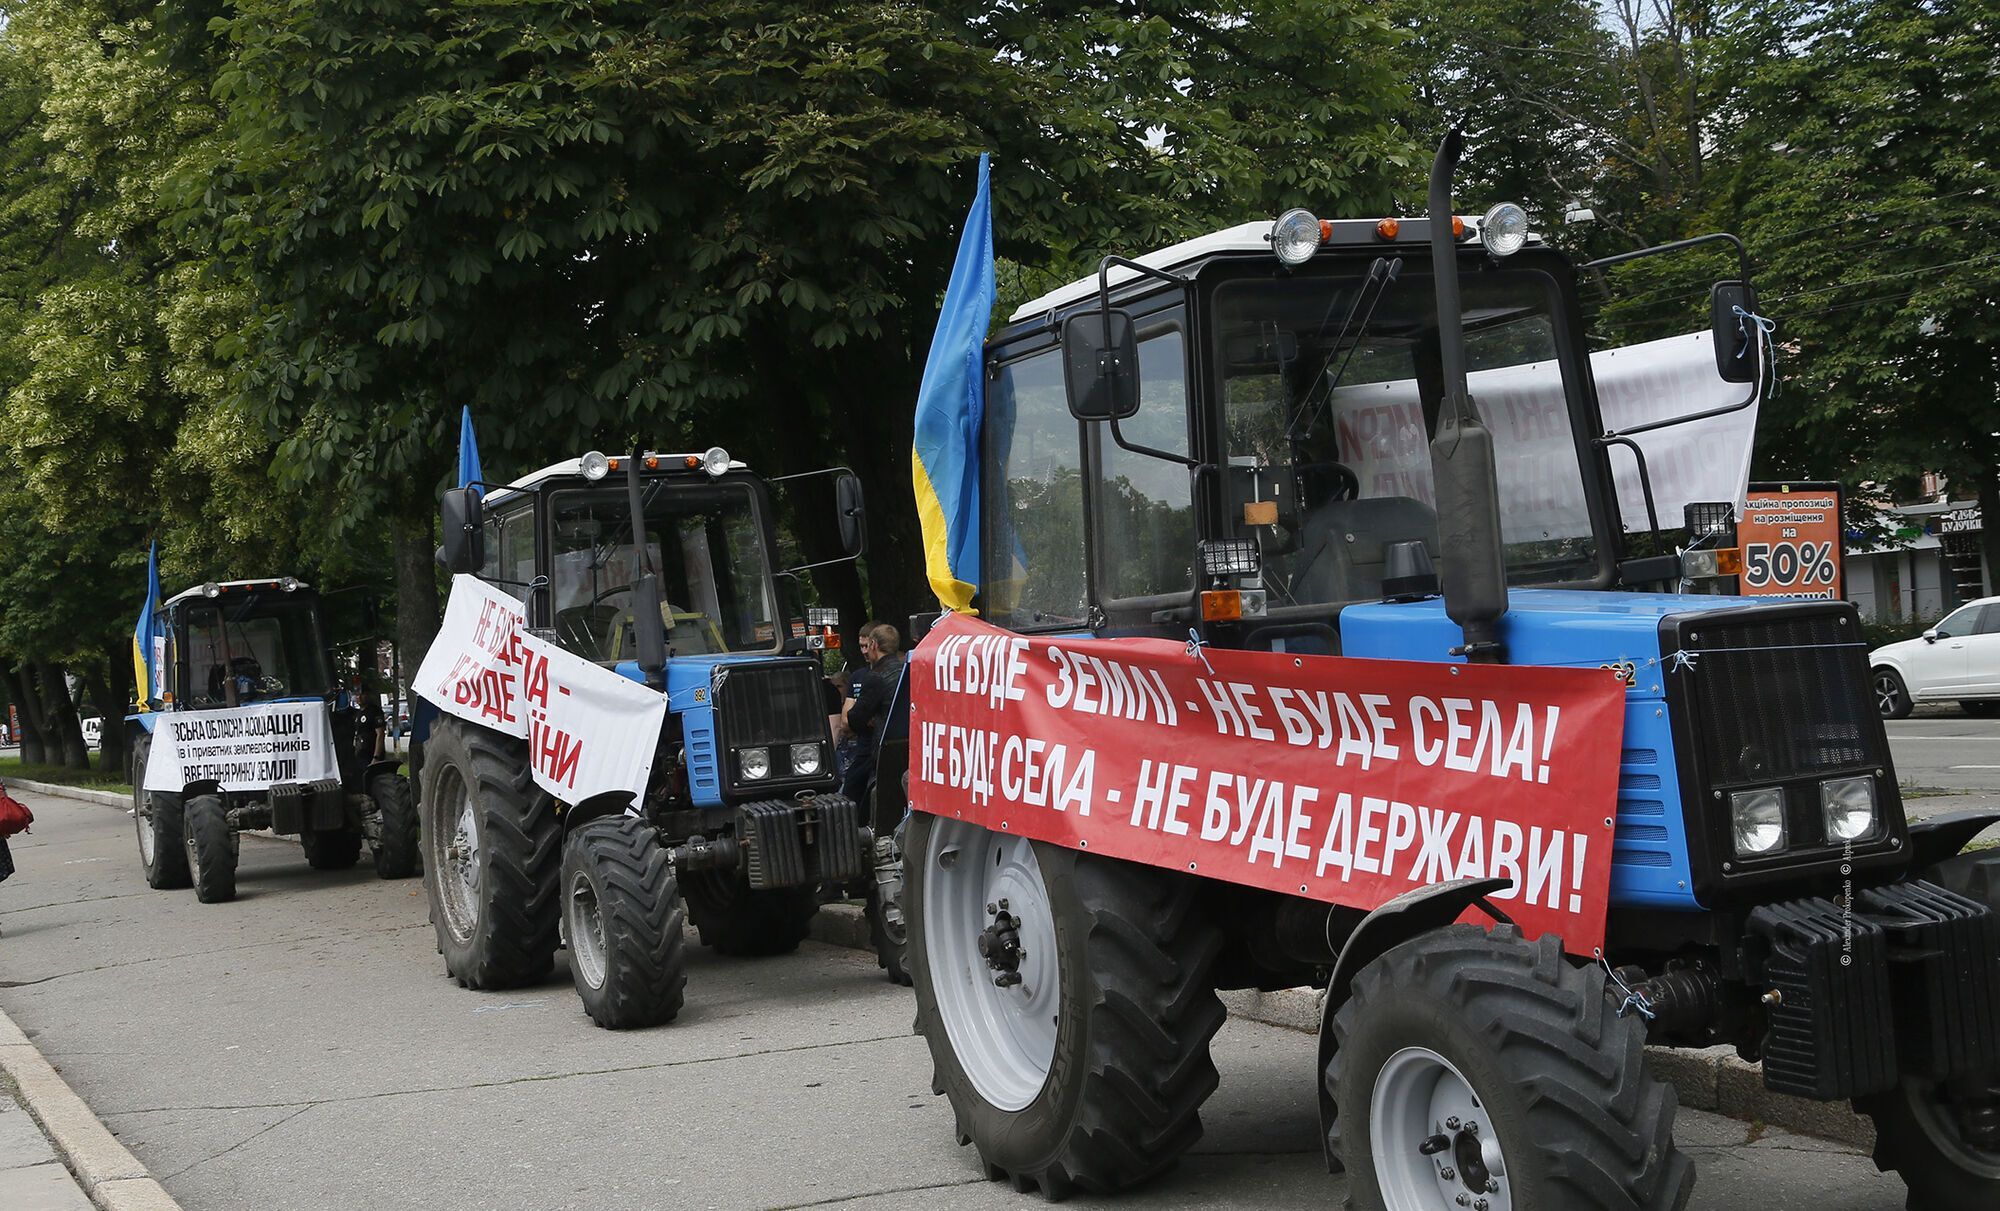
[458, 405, 483, 497]
[911, 154, 996, 614]
[132, 541, 164, 710]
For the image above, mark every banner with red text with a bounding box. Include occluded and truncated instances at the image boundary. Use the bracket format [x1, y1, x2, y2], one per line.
[910, 614, 1629, 955]
[414, 576, 667, 803]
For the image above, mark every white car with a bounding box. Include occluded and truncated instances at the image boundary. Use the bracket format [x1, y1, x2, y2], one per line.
[83, 717, 102, 748]
[1870, 595, 2000, 718]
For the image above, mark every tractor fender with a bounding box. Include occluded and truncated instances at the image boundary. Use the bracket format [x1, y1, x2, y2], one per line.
[1315, 875, 1513, 1172]
[1905, 808, 2000, 872]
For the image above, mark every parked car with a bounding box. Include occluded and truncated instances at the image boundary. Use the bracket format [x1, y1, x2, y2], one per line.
[1870, 595, 2000, 717]
[83, 717, 102, 749]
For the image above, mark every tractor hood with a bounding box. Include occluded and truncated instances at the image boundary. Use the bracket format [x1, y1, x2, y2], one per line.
[1339, 589, 1775, 670]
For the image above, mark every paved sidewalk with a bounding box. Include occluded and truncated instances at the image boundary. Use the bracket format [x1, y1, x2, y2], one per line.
[2, 1081, 93, 1211]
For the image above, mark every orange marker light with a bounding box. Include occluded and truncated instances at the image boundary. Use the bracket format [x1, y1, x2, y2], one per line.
[1318, 219, 1334, 243]
[1376, 217, 1400, 240]
[607, 457, 621, 471]
[1200, 590, 1244, 622]
[644, 455, 660, 470]
[1716, 548, 1744, 576]
[1451, 215, 1467, 238]
[684, 455, 701, 468]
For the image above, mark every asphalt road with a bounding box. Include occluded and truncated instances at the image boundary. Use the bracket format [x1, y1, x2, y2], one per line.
[0, 781, 1948, 1211]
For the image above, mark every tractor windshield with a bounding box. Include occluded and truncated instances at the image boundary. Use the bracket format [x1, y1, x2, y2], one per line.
[179, 595, 332, 707]
[1214, 262, 1600, 606]
[548, 481, 779, 660]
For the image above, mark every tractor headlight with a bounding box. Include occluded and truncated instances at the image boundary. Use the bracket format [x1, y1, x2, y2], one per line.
[701, 446, 731, 477]
[738, 746, 771, 781]
[789, 743, 822, 776]
[1272, 209, 1324, 266]
[1479, 203, 1530, 257]
[1730, 787, 1786, 856]
[580, 450, 610, 481]
[1820, 776, 1877, 842]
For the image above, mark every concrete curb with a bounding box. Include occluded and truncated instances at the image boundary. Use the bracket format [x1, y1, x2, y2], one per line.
[0, 1011, 184, 1211]
[809, 903, 1874, 1149]
[7, 778, 128, 809]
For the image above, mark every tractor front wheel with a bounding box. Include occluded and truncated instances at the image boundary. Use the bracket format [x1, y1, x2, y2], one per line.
[300, 826, 363, 870]
[560, 817, 687, 1029]
[1327, 925, 1692, 1211]
[370, 772, 422, 879]
[1861, 1078, 2000, 1207]
[133, 736, 190, 890]
[183, 794, 238, 904]
[683, 871, 818, 956]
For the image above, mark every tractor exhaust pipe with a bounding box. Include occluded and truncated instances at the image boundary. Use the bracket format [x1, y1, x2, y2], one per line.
[1426, 129, 1508, 662]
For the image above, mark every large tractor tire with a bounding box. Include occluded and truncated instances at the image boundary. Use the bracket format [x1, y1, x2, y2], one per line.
[1859, 1078, 2000, 1209]
[867, 833, 911, 986]
[1327, 924, 1693, 1211]
[183, 794, 238, 904]
[300, 826, 363, 870]
[419, 716, 560, 989]
[683, 872, 818, 956]
[369, 771, 422, 879]
[560, 817, 688, 1029]
[906, 812, 1225, 1198]
[132, 735, 190, 890]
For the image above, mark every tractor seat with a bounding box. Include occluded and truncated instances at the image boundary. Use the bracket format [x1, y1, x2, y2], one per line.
[1293, 496, 1440, 604]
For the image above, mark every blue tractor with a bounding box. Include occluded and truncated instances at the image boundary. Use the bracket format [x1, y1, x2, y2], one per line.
[900, 134, 2000, 1208]
[126, 577, 419, 902]
[425, 447, 877, 1028]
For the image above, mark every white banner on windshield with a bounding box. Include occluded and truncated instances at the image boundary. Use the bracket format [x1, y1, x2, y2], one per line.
[414, 575, 667, 804]
[1332, 329, 1755, 542]
[143, 699, 339, 793]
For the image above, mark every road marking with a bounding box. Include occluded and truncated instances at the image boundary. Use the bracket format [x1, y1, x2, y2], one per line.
[1948, 765, 2000, 770]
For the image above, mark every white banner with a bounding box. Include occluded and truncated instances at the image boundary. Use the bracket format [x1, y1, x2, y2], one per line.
[144, 700, 340, 793]
[414, 576, 667, 804]
[1331, 330, 1756, 543]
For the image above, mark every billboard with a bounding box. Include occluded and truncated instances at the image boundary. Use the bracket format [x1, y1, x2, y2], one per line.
[1738, 482, 1844, 601]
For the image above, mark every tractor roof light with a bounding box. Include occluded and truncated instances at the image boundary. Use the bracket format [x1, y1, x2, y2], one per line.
[201, 582, 221, 598]
[701, 446, 731, 477]
[580, 450, 611, 481]
[280, 576, 299, 592]
[1271, 209, 1326, 266]
[1480, 203, 1530, 256]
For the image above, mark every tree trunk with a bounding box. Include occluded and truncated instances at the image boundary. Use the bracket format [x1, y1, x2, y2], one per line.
[9, 662, 49, 765]
[393, 512, 442, 779]
[1977, 459, 2000, 601]
[86, 659, 130, 777]
[37, 661, 89, 770]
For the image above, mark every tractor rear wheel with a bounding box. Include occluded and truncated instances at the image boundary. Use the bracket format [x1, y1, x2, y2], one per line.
[1327, 925, 1692, 1211]
[369, 771, 421, 878]
[133, 736, 190, 890]
[906, 812, 1225, 1198]
[683, 871, 818, 956]
[560, 817, 687, 1029]
[419, 716, 559, 988]
[300, 826, 363, 869]
[183, 794, 238, 904]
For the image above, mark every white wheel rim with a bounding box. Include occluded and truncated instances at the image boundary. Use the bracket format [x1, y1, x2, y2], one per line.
[1371, 1046, 1511, 1211]
[922, 819, 1061, 1112]
[136, 796, 156, 865]
[430, 769, 481, 942]
[568, 871, 608, 990]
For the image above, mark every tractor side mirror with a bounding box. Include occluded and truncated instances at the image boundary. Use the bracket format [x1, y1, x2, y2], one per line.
[1710, 281, 1763, 384]
[437, 488, 485, 573]
[1062, 309, 1140, 421]
[836, 472, 867, 557]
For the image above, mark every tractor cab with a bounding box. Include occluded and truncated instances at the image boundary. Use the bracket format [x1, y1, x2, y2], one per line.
[156, 579, 335, 711]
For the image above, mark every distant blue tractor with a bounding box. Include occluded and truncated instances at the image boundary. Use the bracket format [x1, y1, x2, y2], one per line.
[899, 135, 2000, 1209]
[425, 447, 880, 1028]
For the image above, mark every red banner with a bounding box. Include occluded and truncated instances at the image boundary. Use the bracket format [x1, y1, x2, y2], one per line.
[909, 614, 1629, 955]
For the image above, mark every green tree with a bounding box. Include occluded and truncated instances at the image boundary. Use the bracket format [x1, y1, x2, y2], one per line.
[1715, 0, 2000, 569]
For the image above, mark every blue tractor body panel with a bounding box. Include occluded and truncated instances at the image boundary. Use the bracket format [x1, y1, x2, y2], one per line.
[1339, 590, 1773, 912]
[615, 652, 810, 809]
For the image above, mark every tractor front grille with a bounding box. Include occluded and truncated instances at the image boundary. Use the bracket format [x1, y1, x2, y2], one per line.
[1675, 610, 1876, 787]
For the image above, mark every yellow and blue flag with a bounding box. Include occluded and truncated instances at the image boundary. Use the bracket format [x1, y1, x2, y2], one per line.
[458, 405, 483, 497]
[132, 541, 164, 710]
[912, 154, 995, 614]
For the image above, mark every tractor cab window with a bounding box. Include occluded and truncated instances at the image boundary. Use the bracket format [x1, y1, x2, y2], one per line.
[178, 595, 332, 707]
[1099, 330, 1197, 599]
[983, 348, 1087, 627]
[548, 481, 778, 661]
[1213, 264, 1596, 609]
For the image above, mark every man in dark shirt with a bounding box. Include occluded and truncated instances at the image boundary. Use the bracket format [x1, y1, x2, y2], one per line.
[840, 621, 905, 802]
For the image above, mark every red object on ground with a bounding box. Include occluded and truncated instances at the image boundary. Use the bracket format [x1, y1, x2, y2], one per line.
[0, 781, 32, 837]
